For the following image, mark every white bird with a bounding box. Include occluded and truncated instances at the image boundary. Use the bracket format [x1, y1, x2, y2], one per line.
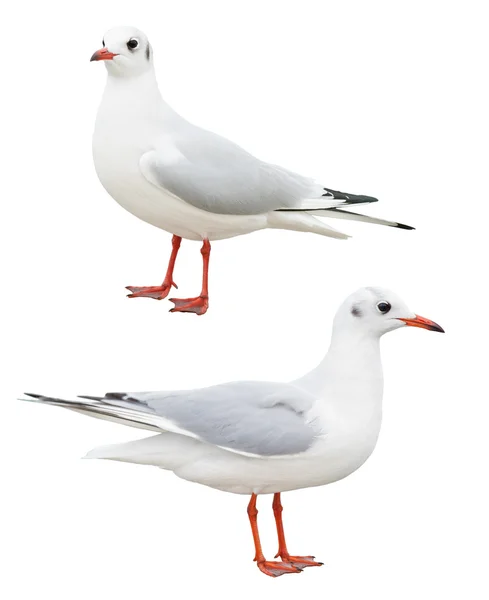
[91, 26, 414, 315]
[23, 287, 443, 577]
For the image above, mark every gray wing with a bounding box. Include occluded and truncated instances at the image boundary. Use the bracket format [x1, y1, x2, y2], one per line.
[139, 124, 329, 216]
[100, 381, 320, 457]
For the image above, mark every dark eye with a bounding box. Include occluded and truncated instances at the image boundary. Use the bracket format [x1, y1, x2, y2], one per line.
[127, 38, 139, 50]
[102, 40, 105, 47]
[377, 301, 391, 314]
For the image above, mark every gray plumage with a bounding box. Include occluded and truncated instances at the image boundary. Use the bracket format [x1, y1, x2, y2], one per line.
[24, 381, 320, 457]
[143, 124, 327, 216]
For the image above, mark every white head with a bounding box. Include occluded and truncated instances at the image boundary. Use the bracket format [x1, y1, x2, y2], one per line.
[90, 26, 153, 78]
[333, 287, 444, 339]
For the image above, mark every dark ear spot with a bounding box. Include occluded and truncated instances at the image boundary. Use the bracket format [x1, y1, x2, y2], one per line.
[351, 305, 362, 317]
[146, 44, 150, 60]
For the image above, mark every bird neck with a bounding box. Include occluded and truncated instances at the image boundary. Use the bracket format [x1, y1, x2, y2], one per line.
[102, 70, 179, 123]
[297, 330, 383, 402]
[328, 329, 382, 364]
[324, 332, 381, 380]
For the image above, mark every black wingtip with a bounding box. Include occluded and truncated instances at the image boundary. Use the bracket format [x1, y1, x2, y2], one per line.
[24, 392, 42, 399]
[322, 188, 379, 204]
[395, 222, 415, 230]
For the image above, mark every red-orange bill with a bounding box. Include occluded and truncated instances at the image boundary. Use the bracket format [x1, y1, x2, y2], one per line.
[399, 314, 444, 333]
[90, 48, 118, 62]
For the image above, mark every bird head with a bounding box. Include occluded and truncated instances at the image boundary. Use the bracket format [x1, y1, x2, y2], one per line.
[90, 26, 153, 77]
[334, 287, 444, 338]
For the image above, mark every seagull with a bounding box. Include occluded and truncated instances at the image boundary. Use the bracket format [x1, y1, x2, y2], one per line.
[22, 287, 443, 577]
[91, 26, 414, 315]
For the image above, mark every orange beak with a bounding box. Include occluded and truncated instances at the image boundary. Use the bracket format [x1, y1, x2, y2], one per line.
[399, 314, 444, 333]
[90, 48, 118, 62]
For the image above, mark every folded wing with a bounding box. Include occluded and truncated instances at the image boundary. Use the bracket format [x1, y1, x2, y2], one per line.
[139, 125, 376, 216]
[23, 381, 320, 458]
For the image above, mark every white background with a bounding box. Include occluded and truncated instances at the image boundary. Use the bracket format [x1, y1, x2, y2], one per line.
[2, 0, 488, 598]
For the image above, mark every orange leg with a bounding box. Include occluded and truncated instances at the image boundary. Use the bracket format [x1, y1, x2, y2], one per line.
[169, 239, 210, 315]
[247, 494, 302, 578]
[127, 235, 181, 300]
[273, 493, 323, 569]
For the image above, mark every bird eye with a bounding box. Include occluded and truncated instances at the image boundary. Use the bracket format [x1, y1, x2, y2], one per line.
[102, 40, 105, 47]
[127, 38, 139, 50]
[376, 301, 391, 314]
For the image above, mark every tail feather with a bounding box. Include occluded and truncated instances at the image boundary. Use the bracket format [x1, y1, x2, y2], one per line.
[312, 208, 415, 230]
[267, 211, 350, 239]
[276, 188, 414, 230]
